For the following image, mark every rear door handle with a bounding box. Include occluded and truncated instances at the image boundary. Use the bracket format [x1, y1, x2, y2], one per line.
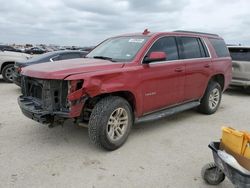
[175, 67, 184, 72]
[204, 64, 210, 68]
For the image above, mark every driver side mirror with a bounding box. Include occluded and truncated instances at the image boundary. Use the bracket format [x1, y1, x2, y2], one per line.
[143, 51, 167, 64]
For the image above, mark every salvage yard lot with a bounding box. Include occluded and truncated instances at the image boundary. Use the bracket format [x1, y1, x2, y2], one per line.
[0, 76, 249, 188]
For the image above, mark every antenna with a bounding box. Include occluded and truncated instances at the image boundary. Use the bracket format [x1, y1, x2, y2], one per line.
[143, 29, 150, 35]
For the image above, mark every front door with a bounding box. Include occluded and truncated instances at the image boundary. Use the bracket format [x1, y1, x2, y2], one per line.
[140, 36, 185, 114]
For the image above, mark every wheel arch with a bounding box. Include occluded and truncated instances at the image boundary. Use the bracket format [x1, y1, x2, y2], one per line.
[85, 90, 137, 115]
[1, 61, 15, 73]
[209, 74, 225, 91]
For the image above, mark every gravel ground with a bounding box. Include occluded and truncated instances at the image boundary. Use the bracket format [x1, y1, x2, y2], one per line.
[0, 76, 249, 188]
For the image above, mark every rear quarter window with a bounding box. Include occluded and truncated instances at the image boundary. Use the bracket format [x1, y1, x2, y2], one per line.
[209, 38, 230, 58]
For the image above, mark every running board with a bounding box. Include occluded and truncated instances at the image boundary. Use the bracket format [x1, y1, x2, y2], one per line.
[135, 101, 200, 124]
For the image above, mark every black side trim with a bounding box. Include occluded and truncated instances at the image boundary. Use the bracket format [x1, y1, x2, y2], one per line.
[135, 101, 200, 124]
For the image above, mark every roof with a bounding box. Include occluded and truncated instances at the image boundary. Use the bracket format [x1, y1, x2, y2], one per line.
[115, 30, 221, 38]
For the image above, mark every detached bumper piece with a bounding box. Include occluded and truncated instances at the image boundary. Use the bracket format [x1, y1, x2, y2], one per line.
[18, 96, 69, 124]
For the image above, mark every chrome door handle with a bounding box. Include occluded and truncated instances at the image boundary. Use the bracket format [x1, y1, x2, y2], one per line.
[175, 67, 184, 72]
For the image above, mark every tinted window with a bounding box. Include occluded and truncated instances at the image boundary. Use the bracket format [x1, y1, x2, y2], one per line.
[59, 53, 81, 60]
[148, 37, 178, 61]
[180, 37, 206, 59]
[209, 38, 230, 57]
[0, 45, 15, 51]
[26, 51, 60, 62]
[229, 48, 250, 61]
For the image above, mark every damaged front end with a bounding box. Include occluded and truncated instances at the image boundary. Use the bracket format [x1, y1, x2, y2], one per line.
[18, 76, 87, 126]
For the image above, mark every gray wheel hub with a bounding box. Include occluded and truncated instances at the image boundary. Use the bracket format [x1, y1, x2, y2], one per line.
[209, 88, 220, 110]
[4, 66, 15, 82]
[107, 107, 128, 142]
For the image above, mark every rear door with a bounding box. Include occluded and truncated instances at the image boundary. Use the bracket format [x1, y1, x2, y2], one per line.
[140, 36, 185, 114]
[177, 37, 212, 101]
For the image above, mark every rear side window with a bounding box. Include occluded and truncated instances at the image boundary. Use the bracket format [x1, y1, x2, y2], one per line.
[148, 36, 179, 61]
[209, 38, 230, 57]
[228, 48, 250, 61]
[180, 37, 208, 59]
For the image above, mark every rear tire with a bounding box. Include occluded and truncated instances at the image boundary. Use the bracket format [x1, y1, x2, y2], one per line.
[88, 96, 133, 151]
[2, 64, 14, 83]
[201, 162, 225, 185]
[198, 81, 222, 114]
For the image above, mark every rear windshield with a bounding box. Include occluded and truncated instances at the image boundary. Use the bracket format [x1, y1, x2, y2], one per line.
[228, 48, 250, 61]
[209, 38, 230, 58]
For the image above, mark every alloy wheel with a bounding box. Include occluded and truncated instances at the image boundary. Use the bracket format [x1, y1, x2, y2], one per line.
[4, 66, 15, 82]
[209, 88, 220, 110]
[107, 107, 129, 142]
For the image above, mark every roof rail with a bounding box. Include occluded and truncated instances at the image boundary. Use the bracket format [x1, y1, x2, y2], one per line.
[174, 30, 219, 37]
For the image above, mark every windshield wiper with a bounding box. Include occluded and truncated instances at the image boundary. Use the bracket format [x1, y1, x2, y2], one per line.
[93, 56, 117, 62]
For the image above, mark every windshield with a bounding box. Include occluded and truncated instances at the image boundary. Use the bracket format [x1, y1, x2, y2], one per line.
[229, 48, 250, 61]
[86, 36, 149, 62]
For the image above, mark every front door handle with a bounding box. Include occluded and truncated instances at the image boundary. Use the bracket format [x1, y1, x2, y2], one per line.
[175, 67, 184, 72]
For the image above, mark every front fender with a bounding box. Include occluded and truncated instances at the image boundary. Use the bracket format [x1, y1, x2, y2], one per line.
[65, 69, 142, 116]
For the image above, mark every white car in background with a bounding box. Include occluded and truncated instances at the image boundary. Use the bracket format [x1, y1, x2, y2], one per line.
[0, 50, 32, 82]
[228, 46, 250, 93]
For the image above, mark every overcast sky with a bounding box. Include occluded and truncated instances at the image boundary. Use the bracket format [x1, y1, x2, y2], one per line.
[0, 0, 249, 46]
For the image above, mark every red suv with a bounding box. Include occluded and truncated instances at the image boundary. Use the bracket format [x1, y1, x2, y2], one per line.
[18, 30, 232, 150]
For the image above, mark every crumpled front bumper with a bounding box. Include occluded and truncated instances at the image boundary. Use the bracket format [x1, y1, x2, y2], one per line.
[18, 96, 70, 124]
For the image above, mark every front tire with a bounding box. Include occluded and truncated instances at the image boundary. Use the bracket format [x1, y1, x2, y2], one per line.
[2, 64, 15, 83]
[88, 96, 133, 151]
[198, 81, 222, 114]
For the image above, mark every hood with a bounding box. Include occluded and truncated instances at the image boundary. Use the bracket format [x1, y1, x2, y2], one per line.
[21, 58, 124, 79]
[1, 51, 31, 59]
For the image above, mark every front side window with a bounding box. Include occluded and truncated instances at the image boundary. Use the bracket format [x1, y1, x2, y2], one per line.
[87, 36, 149, 62]
[147, 36, 179, 61]
[229, 48, 250, 61]
[180, 37, 207, 59]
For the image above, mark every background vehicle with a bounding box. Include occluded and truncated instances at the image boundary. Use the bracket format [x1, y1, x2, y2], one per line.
[18, 30, 232, 150]
[13, 50, 88, 86]
[228, 46, 250, 93]
[25, 47, 46, 54]
[0, 50, 31, 82]
[0, 45, 22, 52]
